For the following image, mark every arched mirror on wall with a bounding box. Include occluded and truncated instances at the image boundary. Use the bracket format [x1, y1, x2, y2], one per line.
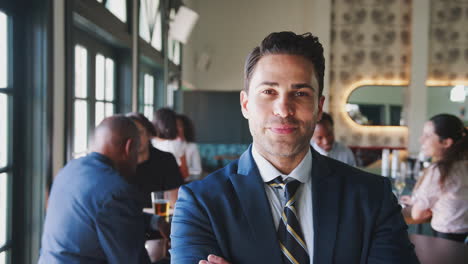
[345, 84, 468, 126]
[346, 85, 404, 126]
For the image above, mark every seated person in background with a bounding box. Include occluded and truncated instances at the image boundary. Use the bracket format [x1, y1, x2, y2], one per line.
[177, 114, 202, 181]
[401, 113, 468, 243]
[311, 112, 357, 166]
[126, 112, 184, 208]
[152, 108, 189, 179]
[39, 115, 155, 263]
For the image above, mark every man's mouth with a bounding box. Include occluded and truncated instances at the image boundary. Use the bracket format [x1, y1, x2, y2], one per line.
[269, 126, 297, 134]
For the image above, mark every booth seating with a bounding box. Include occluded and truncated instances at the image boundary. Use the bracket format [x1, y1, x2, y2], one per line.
[198, 144, 250, 173]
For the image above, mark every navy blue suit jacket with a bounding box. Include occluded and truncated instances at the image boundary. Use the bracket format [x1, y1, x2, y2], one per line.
[171, 146, 419, 263]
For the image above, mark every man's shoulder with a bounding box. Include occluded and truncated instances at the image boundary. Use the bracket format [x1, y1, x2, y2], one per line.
[321, 154, 386, 186]
[53, 154, 133, 202]
[151, 146, 175, 159]
[184, 160, 239, 193]
[147, 147, 180, 175]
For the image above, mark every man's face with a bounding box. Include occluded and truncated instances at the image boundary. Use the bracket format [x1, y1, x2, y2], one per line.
[123, 134, 140, 180]
[133, 121, 149, 154]
[240, 54, 324, 162]
[312, 121, 335, 152]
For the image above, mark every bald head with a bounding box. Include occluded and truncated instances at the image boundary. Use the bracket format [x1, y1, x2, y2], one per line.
[92, 115, 140, 179]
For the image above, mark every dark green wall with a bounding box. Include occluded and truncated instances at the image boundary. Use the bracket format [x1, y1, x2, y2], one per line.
[177, 90, 252, 144]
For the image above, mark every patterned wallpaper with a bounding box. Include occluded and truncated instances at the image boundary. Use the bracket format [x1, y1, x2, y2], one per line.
[428, 0, 468, 83]
[330, 0, 411, 147]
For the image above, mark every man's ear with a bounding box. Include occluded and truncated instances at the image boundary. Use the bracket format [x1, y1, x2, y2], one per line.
[316, 95, 325, 120]
[240, 90, 249, 119]
[124, 138, 134, 158]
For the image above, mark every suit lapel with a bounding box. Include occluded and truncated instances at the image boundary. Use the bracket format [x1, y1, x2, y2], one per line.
[311, 149, 342, 263]
[230, 146, 283, 264]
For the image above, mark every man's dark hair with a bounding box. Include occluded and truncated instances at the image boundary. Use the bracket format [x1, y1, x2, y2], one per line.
[152, 107, 178, 139]
[177, 114, 196, 142]
[318, 112, 334, 126]
[126, 112, 156, 137]
[244, 31, 325, 96]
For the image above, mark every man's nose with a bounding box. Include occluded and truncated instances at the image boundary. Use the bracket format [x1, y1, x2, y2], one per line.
[273, 96, 293, 118]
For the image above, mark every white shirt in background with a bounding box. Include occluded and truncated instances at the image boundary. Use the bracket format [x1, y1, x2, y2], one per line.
[185, 142, 202, 180]
[412, 161, 468, 234]
[152, 138, 187, 165]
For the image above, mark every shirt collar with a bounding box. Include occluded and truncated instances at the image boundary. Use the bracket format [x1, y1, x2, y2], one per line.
[89, 152, 114, 167]
[252, 144, 312, 184]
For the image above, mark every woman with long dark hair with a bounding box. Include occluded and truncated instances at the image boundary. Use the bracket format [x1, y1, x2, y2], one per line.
[152, 108, 189, 179]
[404, 113, 468, 242]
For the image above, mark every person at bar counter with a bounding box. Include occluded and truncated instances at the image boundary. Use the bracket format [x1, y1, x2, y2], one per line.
[126, 112, 184, 208]
[401, 114, 468, 243]
[39, 115, 161, 263]
[311, 112, 357, 166]
[170, 31, 418, 264]
[177, 113, 203, 181]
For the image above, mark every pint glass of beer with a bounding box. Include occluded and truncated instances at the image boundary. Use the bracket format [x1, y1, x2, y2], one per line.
[151, 191, 169, 217]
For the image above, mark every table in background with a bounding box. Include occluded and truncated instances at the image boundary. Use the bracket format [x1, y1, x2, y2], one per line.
[410, 234, 468, 264]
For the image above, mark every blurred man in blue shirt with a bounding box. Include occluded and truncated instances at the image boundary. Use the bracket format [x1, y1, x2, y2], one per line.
[39, 115, 153, 264]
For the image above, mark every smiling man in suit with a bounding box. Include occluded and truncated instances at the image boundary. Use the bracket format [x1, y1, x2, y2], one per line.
[170, 32, 419, 264]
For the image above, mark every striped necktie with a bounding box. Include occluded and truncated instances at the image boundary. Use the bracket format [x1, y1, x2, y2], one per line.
[268, 177, 310, 264]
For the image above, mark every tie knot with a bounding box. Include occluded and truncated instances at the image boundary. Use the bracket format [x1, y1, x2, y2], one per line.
[268, 176, 285, 189]
[268, 177, 301, 201]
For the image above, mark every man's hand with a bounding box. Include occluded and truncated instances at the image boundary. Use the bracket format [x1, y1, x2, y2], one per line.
[199, 254, 231, 264]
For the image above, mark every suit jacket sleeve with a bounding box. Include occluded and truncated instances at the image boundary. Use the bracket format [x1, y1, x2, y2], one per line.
[170, 185, 223, 263]
[95, 188, 151, 264]
[367, 178, 419, 263]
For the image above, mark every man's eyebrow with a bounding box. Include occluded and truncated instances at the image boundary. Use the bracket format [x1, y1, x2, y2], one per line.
[292, 83, 315, 90]
[257, 81, 279, 87]
[256, 82, 317, 91]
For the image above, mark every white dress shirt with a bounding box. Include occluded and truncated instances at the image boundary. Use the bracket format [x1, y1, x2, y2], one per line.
[185, 142, 202, 180]
[311, 141, 356, 166]
[185, 142, 202, 176]
[252, 145, 314, 263]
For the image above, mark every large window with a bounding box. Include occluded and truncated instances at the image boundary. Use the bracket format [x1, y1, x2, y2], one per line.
[141, 73, 155, 120]
[73, 45, 89, 158]
[167, 8, 181, 65]
[96, 0, 127, 23]
[72, 43, 116, 158]
[139, 0, 162, 51]
[0, 10, 12, 263]
[95, 54, 115, 126]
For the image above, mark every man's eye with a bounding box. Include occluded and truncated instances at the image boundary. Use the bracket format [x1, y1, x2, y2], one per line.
[262, 89, 275, 95]
[294, 91, 309, 96]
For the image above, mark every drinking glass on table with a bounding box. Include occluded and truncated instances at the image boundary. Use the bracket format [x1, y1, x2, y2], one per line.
[151, 191, 170, 220]
[394, 172, 407, 198]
